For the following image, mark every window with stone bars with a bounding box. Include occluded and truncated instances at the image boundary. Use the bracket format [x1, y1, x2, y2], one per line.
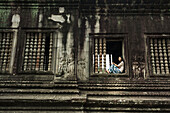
[22, 32, 53, 72]
[149, 38, 170, 75]
[93, 38, 107, 73]
[92, 37, 124, 74]
[0, 32, 14, 73]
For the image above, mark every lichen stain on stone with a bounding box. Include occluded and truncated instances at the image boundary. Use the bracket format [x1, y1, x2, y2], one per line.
[19, 9, 33, 27]
[79, 15, 96, 53]
[0, 9, 11, 27]
[56, 13, 76, 79]
[30, 8, 39, 27]
[61, 21, 71, 51]
[79, 16, 86, 51]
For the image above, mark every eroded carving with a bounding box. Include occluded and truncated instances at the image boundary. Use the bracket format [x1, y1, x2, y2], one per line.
[58, 52, 75, 80]
[132, 55, 146, 79]
[77, 58, 87, 80]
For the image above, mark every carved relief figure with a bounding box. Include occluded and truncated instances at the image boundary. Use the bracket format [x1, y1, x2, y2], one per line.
[58, 52, 75, 79]
[132, 55, 146, 79]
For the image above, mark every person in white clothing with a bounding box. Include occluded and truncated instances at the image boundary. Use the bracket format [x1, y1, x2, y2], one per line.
[106, 56, 124, 74]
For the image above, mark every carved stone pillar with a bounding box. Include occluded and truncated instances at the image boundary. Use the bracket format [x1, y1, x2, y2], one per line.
[103, 38, 106, 72]
[36, 33, 42, 70]
[165, 39, 170, 74]
[150, 39, 154, 74]
[48, 33, 53, 71]
[95, 38, 98, 73]
[99, 38, 102, 73]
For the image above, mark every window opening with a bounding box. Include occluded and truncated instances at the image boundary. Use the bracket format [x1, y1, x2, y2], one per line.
[106, 41, 122, 65]
[22, 32, 53, 72]
[93, 37, 124, 74]
[149, 38, 170, 75]
[0, 32, 13, 73]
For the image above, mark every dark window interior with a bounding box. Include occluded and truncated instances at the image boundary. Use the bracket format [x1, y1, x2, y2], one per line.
[44, 33, 50, 70]
[106, 41, 122, 64]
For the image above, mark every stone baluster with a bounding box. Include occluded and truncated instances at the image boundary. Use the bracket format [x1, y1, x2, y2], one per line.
[158, 39, 165, 74]
[166, 39, 170, 74]
[40, 33, 46, 71]
[27, 33, 33, 70]
[29, 33, 34, 70]
[2, 33, 6, 71]
[150, 39, 156, 74]
[48, 33, 53, 71]
[154, 39, 160, 74]
[95, 38, 98, 73]
[0, 32, 2, 70]
[6, 33, 10, 71]
[32, 33, 37, 70]
[163, 39, 169, 74]
[99, 38, 102, 73]
[36, 32, 42, 71]
[168, 39, 170, 57]
[24, 33, 29, 70]
[103, 38, 106, 72]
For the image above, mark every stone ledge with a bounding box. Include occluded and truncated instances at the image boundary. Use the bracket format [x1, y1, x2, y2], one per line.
[79, 86, 170, 91]
[0, 75, 54, 81]
[0, 88, 79, 94]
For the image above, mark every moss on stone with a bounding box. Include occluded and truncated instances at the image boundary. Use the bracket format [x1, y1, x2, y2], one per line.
[0, 9, 11, 27]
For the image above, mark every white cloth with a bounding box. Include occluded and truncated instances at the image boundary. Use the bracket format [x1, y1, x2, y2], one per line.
[118, 61, 124, 72]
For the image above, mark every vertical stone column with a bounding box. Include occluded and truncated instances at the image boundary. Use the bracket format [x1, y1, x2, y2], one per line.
[150, 39, 156, 74]
[103, 38, 106, 72]
[95, 38, 98, 73]
[158, 39, 165, 74]
[164, 39, 169, 74]
[154, 39, 160, 74]
[99, 38, 102, 73]
[36, 33, 42, 70]
[48, 33, 53, 71]
[168, 39, 170, 74]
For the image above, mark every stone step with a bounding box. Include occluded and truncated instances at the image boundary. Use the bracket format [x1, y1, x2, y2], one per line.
[0, 98, 84, 111]
[0, 93, 82, 100]
[89, 77, 170, 83]
[84, 91, 170, 96]
[0, 85, 78, 89]
[84, 106, 170, 112]
[0, 81, 45, 84]
[0, 98, 170, 112]
[79, 86, 170, 91]
[0, 81, 79, 95]
[0, 94, 170, 112]
[85, 97, 170, 112]
[83, 81, 170, 85]
[0, 75, 54, 81]
[0, 82, 78, 89]
[0, 80, 77, 84]
[0, 88, 79, 94]
[79, 83, 170, 87]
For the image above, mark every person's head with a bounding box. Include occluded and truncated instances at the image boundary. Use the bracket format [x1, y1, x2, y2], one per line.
[118, 56, 124, 62]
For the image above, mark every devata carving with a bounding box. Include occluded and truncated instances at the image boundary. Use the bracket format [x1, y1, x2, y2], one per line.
[58, 52, 75, 80]
[77, 58, 87, 80]
[132, 55, 146, 79]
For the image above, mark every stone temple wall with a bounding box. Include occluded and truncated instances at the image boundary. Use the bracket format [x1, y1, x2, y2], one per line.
[0, 0, 170, 81]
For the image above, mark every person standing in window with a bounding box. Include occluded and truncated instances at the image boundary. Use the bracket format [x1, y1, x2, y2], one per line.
[106, 56, 124, 74]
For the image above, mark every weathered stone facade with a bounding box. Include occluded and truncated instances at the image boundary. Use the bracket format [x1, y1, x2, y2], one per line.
[0, 0, 170, 112]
